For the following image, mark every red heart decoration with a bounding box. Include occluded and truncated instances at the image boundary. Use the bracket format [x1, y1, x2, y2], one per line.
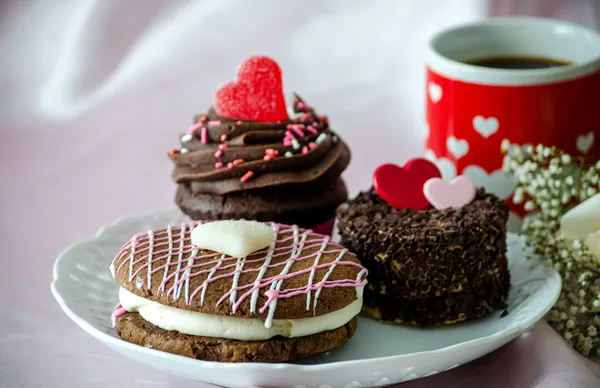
[373, 158, 441, 210]
[213, 56, 289, 122]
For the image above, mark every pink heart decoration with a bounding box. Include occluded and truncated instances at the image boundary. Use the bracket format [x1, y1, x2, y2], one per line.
[423, 175, 476, 210]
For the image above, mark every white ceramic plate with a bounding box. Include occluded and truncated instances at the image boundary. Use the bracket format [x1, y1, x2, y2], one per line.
[51, 207, 561, 388]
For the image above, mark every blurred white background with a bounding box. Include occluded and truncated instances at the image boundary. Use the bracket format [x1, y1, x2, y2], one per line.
[1, 1, 599, 387]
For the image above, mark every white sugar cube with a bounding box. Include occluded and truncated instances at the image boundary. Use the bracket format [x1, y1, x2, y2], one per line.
[191, 220, 275, 258]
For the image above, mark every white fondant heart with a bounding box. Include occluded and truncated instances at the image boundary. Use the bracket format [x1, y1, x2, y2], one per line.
[424, 149, 457, 181]
[576, 131, 594, 154]
[473, 116, 499, 138]
[428, 82, 442, 103]
[447, 136, 469, 159]
[191, 220, 275, 258]
[463, 165, 516, 200]
[423, 176, 477, 210]
[560, 193, 600, 240]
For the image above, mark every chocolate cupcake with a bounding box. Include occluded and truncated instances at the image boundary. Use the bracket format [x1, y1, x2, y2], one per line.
[336, 160, 510, 325]
[110, 220, 367, 362]
[169, 56, 350, 233]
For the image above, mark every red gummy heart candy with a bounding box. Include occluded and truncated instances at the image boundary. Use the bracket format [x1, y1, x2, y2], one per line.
[373, 158, 441, 210]
[213, 56, 289, 122]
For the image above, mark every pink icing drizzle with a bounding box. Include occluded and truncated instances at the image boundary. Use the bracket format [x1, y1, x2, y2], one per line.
[111, 222, 367, 327]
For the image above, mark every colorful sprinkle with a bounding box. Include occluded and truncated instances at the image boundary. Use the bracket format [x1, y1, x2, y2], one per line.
[240, 171, 254, 182]
[201, 127, 208, 144]
[285, 131, 296, 140]
[332, 135, 338, 143]
[306, 126, 318, 135]
[219, 144, 228, 150]
[180, 148, 189, 154]
[227, 162, 234, 169]
[297, 102, 307, 109]
[309, 142, 317, 150]
[285, 151, 293, 158]
[236, 120, 243, 125]
[233, 159, 244, 166]
[302, 146, 309, 154]
[265, 148, 276, 156]
[215, 162, 224, 169]
[291, 139, 300, 150]
[188, 121, 203, 134]
[220, 134, 228, 142]
[199, 116, 208, 122]
[181, 133, 193, 143]
[169, 149, 179, 156]
[316, 133, 327, 144]
[301, 113, 311, 121]
[312, 121, 319, 127]
[283, 138, 292, 146]
[215, 150, 223, 158]
[208, 120, 221, 126]
[264, 155, 273, 161]
[291, 127, 304, 137]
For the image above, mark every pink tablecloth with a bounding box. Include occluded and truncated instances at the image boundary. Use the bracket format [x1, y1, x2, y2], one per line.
[1, 1, 599, 387]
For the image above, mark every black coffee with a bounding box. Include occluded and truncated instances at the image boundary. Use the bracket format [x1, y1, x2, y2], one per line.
[466, 56, 571, 69]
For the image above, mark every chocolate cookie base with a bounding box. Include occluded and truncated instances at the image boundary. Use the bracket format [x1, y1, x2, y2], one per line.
[115, 313, 357, 363]
[176, 178, 348, 228]
[337, 188, 510, 326]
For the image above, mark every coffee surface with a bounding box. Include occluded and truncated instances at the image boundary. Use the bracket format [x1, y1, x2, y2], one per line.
[466, 55, 571, 69]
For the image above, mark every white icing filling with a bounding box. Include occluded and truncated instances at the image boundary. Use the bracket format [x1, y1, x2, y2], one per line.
[119, 287, 362, 340]
[191, 220, 275, 258]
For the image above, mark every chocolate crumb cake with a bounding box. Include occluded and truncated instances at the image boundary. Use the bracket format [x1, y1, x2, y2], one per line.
[336, 188, 510, 325]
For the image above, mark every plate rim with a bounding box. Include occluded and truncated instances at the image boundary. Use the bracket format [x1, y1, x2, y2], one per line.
[50, 206, 563, 373]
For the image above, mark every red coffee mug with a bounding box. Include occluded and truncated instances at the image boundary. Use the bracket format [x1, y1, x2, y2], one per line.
[425, 17, 600, 229]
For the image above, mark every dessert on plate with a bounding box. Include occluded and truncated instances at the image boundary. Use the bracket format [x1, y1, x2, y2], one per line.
[169, 56, 351, 234]
[336, 158, 510, 325]
[110, 219, 367, 362]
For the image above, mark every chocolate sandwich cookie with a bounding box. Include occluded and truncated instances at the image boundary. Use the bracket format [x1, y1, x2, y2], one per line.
[337, 188, 510, 326]
[111, 220, 367, 362]
[169, 56, 351, 233]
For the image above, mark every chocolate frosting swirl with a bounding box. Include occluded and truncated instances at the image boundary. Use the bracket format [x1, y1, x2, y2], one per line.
[170, 95, 351, 195]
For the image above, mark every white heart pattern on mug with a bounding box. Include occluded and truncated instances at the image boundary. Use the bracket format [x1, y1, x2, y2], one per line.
[424, 149, 457, 181]
[447, 136, 469, 159]
[463, 165, 516, 200]
[576, 131, 594, 154]
[473, 115, 499, 138]
[428, 81, 442, 103]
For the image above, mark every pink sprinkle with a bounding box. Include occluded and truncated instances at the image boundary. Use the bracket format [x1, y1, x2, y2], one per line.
[219, 144, 228, 150]
[199, 116, 208, 122]
[264, 155, 273, 161]
[208, 120, 221, 126]
[220, 134, 228, 142]
[285, 131, 296, 140]
[302, 146, 309, 154]
[233, 159, 244, 166]
[240, 171, 254, 182]
[306, 126, 318, 135]
[292, 127, 305, 137]
[188, 121, 203, 134]
[215, 162, 223, 169]
[283, 139, 292, 146]
[312, 121, 319, 127]
[265, 148, 276, 155]
[309, 142, 317, 150]
[301, 113, 311, 121]
[227, 162, 234, 169]
[236, 121, 242, 125]
[297, 102, 306, 109]
[215, 150, 223, 158]
[201, 127, 208, 144]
